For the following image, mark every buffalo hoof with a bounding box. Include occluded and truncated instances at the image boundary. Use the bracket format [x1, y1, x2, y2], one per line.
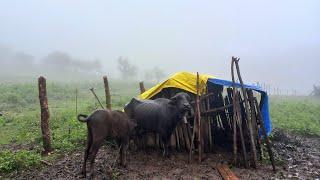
[79, 173, 86, 178]
[162, 151, 171, 158]
[121, 163, 127, 168]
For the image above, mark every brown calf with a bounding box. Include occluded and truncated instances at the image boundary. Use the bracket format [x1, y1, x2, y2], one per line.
[78, 109, 136, 179]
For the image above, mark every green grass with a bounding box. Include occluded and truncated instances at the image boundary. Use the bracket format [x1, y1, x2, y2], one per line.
[0, 80, 145, 174]
[270, 96, 320, 136]
[0, 81, 319, 174]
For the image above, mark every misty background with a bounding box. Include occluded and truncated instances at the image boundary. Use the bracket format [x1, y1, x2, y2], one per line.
[0, 0, 319, 94]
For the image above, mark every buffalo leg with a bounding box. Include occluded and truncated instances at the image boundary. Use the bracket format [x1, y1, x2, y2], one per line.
[89, 138, 103, 179]
[81, 128, 93, 177]
[120, 138, 129, 167]
[161, 134, 171, 157]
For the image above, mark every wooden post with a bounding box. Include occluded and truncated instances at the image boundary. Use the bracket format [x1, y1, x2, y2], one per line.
[139, 81, 146, 94]
[254, 98, 276, 172]
[231, 59, 238, 165]
[206, 89, 213, 152]
[103, 76, 112, 110]
[38, 76, 52, 155]
[196, 72, 202, 162]
[234, 58, 257, 167]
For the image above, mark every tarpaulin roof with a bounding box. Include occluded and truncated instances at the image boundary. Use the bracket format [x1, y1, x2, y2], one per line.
[139, 71, 272, 135]
[139, 72, 214, 99]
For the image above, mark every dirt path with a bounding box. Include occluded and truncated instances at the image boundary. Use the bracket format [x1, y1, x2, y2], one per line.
[7, 129, 320, 179]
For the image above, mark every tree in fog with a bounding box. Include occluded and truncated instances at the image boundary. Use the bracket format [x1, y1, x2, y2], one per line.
[0, 45, 35, 75]
[41, 51, 102, 77]
[42, 51, 73, 72]
[117, 57, 138, 79]
[143, 67, 166, 83]
[311, 85, 320, 97]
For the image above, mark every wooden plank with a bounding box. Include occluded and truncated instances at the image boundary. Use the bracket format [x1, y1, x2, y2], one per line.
[217, 164, 239, 180]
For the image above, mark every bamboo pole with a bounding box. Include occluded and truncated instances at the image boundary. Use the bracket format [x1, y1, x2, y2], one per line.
[254, 98, 276, 172]
[38, 76, 52, 155]
[234, 58, 258, 168]
[103, 75, 112, 110]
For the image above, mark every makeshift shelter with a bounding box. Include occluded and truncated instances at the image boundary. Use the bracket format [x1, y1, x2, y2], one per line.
[139, 72, 271, 135]
[136, 71, 274, 169]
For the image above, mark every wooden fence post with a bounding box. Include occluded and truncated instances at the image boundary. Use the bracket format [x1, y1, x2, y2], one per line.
[103, 76, 112, 110]
[38, 76, 52, 155]
[139, 81, 146, 94]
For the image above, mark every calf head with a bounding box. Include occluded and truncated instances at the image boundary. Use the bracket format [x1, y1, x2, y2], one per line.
[170, 92, 192, 114]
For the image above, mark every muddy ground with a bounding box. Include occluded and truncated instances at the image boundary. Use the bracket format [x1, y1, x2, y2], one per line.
[5, 129, 320, 179]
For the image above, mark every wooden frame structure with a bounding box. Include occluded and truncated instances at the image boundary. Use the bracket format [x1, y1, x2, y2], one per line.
[137, 57, 276, 171]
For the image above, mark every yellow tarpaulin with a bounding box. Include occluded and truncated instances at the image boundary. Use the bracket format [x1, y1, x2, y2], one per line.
[139, 72, 214, 99]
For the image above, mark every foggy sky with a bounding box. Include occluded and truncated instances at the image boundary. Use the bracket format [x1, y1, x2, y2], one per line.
[0, 0, 319, 94]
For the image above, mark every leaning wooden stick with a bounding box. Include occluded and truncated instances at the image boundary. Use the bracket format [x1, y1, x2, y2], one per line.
[231, 58, 238, 165]
[235, 91, 249, 168]
[231, 57, 248, 168]
[89, 87, 105, 109]
[234, 58, 258, 167]
[254, 98, 276, 172]
[196, 72, 202, 163]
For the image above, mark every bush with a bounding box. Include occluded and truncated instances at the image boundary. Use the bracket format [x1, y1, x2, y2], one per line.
[0, 150, 41, 174]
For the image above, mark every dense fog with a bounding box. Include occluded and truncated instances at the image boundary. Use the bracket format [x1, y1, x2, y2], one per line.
[0, 0, 319, 94]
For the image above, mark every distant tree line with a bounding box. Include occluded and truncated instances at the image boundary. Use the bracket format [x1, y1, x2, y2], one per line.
[0, 45, 102, 79]
[0, 45, 167, 82]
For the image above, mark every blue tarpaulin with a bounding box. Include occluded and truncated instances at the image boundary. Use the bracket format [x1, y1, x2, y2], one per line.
[208, 78, 272, 135]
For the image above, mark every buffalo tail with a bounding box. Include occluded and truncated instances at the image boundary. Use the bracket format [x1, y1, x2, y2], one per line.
[77, 114, 89, 122]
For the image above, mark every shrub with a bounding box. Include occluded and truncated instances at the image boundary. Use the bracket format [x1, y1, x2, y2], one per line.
[0, 150, 41, 174]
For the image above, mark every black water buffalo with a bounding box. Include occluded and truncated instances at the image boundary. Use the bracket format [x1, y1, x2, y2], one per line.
[124, 92, 191, 157]
[77, 109, 136, 179]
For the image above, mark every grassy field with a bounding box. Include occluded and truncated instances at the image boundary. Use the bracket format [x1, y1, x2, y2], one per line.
[270, 96, 320, 136]
[0, 81, 319, 174]
[0, 80, 149, 174]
